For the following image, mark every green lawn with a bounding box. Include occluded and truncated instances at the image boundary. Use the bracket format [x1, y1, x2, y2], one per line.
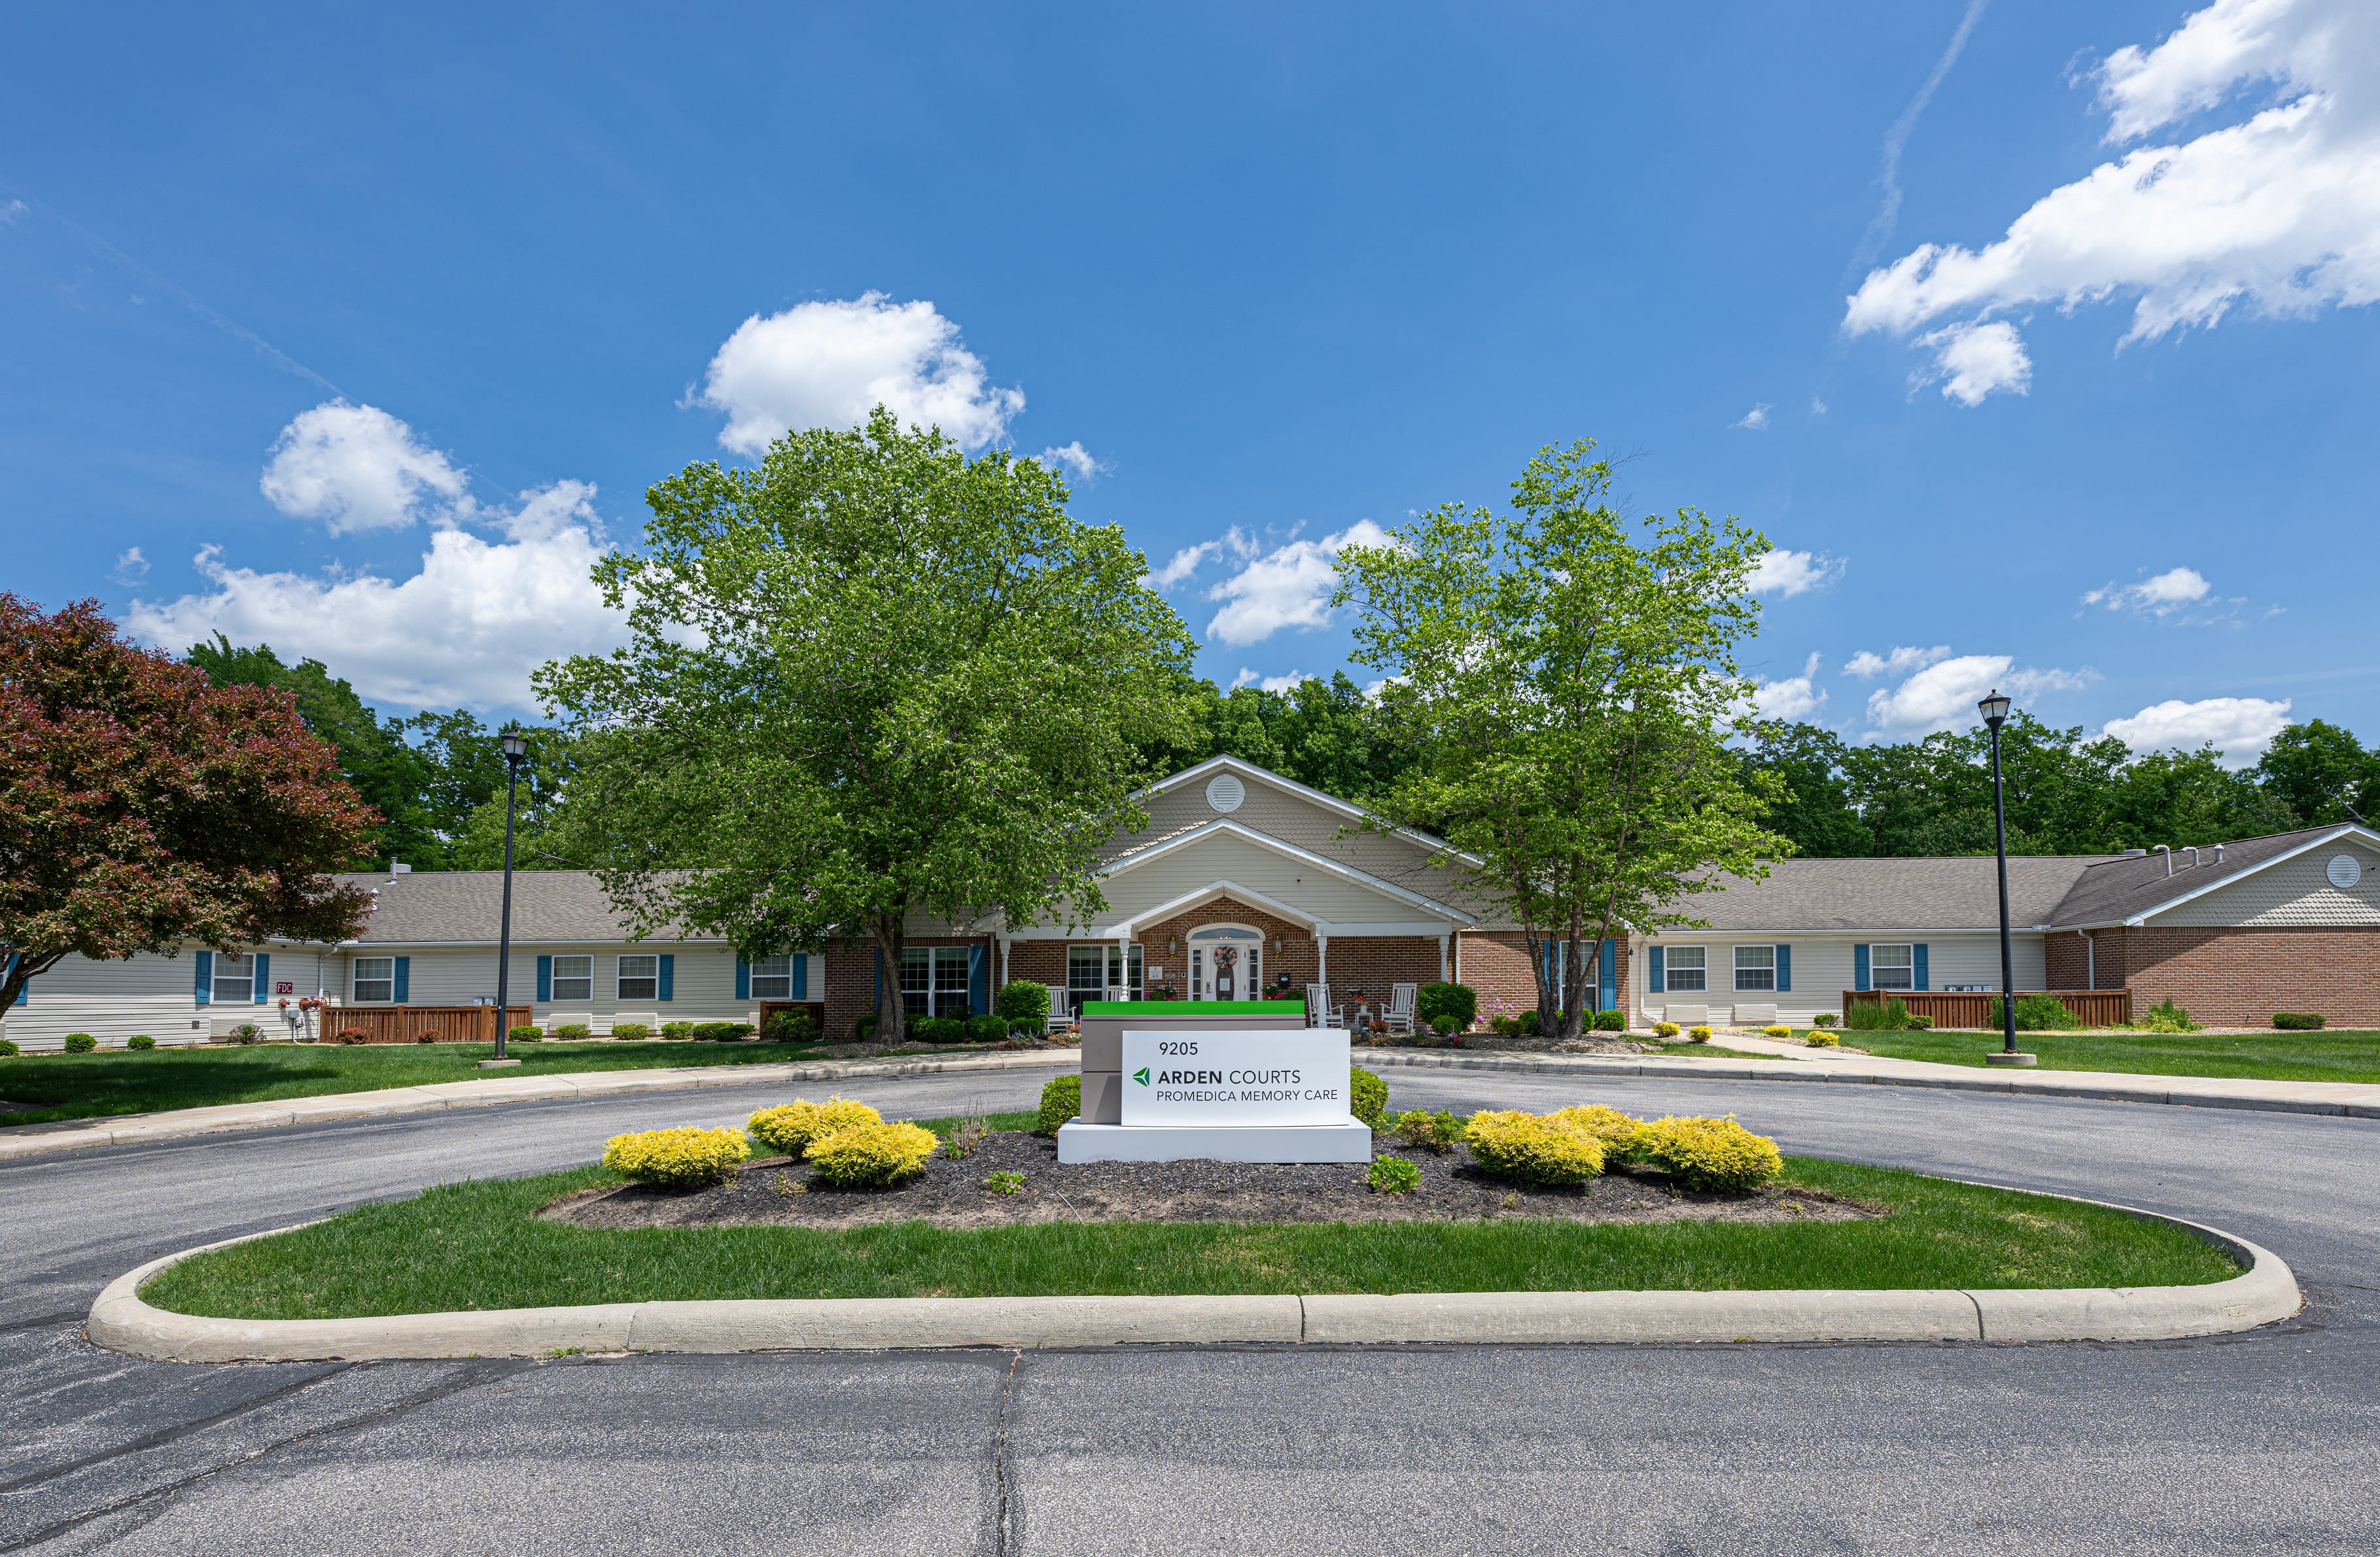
[1653, 1041, 1802, 1062]
[141, 1128, 2235, 1319]
[1847, 1028, 2380, 1084]
[0, 1038, 1023, 1128]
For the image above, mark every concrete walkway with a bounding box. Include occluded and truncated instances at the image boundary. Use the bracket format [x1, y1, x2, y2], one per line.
[1365, 1032, 2380, 1119]
[0, 1049, 1070, 1161]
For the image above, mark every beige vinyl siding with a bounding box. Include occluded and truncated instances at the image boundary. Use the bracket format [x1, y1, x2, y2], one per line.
[2150, 840, 2380, 927]
[0, 946, 332, 1049]
[1637, 934, 2046, 1024]
[1097, 831, 1433, 926]
[1127, 773, 1490, 915]
[327, 943, 753, 1034]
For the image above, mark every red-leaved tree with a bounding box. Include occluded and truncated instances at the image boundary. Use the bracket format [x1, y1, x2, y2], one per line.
[0, 596, 377, 1012]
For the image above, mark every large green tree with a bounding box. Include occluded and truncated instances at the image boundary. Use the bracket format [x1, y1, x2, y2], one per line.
[1333, 440, 1791, 1040]
[537, 410, 1198, 1043]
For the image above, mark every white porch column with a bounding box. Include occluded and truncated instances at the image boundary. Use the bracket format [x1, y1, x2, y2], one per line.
[998, 934, 1010, 990]
[1437, 933, 1449, 983]
[1316, 934, 1328, 987]
[1117, 925, 1131, 998]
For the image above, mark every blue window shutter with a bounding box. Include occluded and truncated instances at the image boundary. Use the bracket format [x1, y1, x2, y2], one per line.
[657, 954, 674, 1001]
[1649, 945, 1666, 992]
[735, 957, 750, 1000]
[1774, 944, 1790, 994]
[1599, 939, 1618, 1010]
[253, 953, 270, 1004]
[7, 953, 24, 1006]
[1912, 943, 1929, 991]
[393, 956, 410, 1004]
[536, 955, 552, 1002]
[1853, 944, 1870, 992]
[792, 953, 808, 1001]
[195, 950, 213, 1005]
[969, 945, 988, 1014]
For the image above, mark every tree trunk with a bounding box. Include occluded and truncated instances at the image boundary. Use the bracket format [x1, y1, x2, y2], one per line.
[871, 915, 906, 1047]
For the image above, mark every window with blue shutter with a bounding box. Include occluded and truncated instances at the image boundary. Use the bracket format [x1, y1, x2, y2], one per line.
[792, 953, 808, 1000]
[1912, 943, 1929, 990]
[392, 956, 410, 1004]
[735, 957, 750, 1000]
[1774, 944, 1790, 993]
[1598, 939, 1618, 1011]
[536, 956, 553, 1002]
[253, 953, 270, 1003]
[657, 954, 674, 1001]
[1853, 944, 1870, 992]
[195, 950, 214, 1005]
[1648, 945, 1666, 992]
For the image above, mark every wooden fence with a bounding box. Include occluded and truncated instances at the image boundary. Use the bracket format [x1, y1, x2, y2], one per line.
[1841, 989, 2132, 1030]
[314, 1005, 533, 1045]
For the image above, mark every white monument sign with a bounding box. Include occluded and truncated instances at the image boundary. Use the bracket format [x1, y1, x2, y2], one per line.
[1119, 1030, 1352, 1127]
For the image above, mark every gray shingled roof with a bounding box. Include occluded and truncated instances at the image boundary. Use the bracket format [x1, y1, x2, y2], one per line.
[1672, 855, 2113, 932]
[337, 871, 714, 945]
[2040, 825, 2353, 927]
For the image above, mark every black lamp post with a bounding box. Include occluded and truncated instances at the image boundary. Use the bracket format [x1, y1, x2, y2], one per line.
[1977, 691, 2033, 1066]
[490, 729, 529, 1062]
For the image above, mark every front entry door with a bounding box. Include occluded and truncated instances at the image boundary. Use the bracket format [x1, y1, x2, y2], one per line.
[1189, 929, 1263, 1001]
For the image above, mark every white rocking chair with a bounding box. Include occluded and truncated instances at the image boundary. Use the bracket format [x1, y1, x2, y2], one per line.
[1043, 983, 1073, 1034]
[1306, 983, 1345, 1029]
[1382, 982, 1419, 1036]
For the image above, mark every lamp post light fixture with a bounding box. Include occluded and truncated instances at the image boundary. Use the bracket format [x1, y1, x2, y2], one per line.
[484, 728, 531, 1069]
[1976, 691, 2035, 1067]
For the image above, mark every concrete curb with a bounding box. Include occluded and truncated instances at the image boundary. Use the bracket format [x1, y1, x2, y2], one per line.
[0, 1051, 1072, 1163]
[1359, 1048, 2380, 1120]
[87, 1198, 2300, 1362]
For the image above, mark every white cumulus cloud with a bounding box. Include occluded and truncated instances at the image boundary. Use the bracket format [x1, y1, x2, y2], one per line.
[1038, 441, 1104, 482]
[126, 481, 628, 710]
[697, 292, 1024, 456]
[1864, 652, 2091, 734]
[1915, 319, 2032, 405]
[1733, 402, 1773, 430]
[259, 402, 470, 534]
[1204, 520, 1393, 646]
[1143, 528, 1257, 590]
[1749, 654, 1827, 722]
[2084, 565, 2216, 614]
[110, 546, 149, 585]
[1846, 644, 1951, 679]
[1845, 0, 2380, 400]
[1750, 548, 1847, 597]
[2103, 695, 2292, 766]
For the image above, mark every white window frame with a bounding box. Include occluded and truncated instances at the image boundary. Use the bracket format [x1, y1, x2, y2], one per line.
[1733, 944, 1777, 992]
[352, 956, 394, 1004]
[1662, 945, 1706, 992]
[750, 954, 793, 1001]
[903, 947, 973, 1018]
[551, 954, 593, 1002]
[616, 954, 659, 1002]
[1870, 943, 1915, 991]
[212, 952, 256, 1005]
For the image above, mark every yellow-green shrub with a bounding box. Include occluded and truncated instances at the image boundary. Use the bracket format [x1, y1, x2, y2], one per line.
[1688, 1025, 1712, 1043]
[1653, 1021, 1681, 1038]
[805, 1120, 939, 1187]
[1762, 1024, 1792, 1038]
[1632, 1115, 1783, 1193]
[1463, 1110, 1604, 1185]
[746, 1096, 882, 1157]
[1805, 1030, 1840, 1047]
[1547, 1104, 1643, 1159]
[602, 1127, 751, 1188]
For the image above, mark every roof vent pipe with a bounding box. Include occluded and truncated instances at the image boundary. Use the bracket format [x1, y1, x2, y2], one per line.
[2215, 843, 2225, 862]
[2186, 847, 2200, 868]
[391, 861, 411, 877]
[2155, 844, 2173, 877]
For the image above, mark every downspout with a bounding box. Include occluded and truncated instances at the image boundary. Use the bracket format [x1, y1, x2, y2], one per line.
[2082, 931, 2094, 992]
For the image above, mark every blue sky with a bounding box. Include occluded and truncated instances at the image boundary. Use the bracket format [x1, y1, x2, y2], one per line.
[5, 0, 2375, 765]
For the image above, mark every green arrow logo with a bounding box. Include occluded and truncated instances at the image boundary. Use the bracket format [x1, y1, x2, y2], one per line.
[1132, 1066, 1150, 1086]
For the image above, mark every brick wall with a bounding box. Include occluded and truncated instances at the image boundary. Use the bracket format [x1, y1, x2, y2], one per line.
[1320, 935, 1444, 1010]
[2122, 926, 2380, 1028]
[1457, 931, 1631, 1025]
[1141, 898, 1317, 999]
[820, 935, 992, 1040]
[2044, 930, 2128, 992]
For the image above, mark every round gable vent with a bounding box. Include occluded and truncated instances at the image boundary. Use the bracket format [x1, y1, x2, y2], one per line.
[1205, 773, 1246, 814]
[2328, 854, 2362, 890]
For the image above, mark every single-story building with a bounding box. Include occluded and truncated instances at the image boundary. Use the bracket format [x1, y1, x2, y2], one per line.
[7, 759, 2378, 1049]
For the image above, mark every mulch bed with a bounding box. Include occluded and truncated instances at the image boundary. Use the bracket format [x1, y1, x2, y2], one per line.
[542, 1130, 1873, 1232]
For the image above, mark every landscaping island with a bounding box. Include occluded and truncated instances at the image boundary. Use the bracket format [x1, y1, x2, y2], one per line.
[140, 1103, 2239, 1322]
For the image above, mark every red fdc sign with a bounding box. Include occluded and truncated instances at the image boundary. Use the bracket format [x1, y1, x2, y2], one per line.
[275, 981, 295, 994]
